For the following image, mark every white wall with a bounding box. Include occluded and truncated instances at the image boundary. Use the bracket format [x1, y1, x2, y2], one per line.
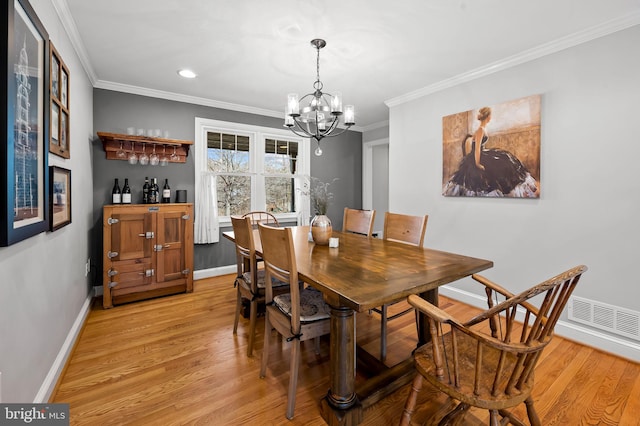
[388, 26, 640, 359]
[0, 1, 94, 402]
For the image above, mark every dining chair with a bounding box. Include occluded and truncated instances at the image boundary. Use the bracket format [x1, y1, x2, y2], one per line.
[342, 207, 376, 237]
[399, 265, 588, 426]
[372, 212, 428, 361]
[230, 216, 288, 357]
[242, 211, 279, 227]
[257, 222, 332, 420]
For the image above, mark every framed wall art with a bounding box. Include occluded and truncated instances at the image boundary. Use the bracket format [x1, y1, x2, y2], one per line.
[49, 41, 70, 158]
[1, 0, 50, 246]
[442, 94, 541, 198]
[49, 166, 71, 231]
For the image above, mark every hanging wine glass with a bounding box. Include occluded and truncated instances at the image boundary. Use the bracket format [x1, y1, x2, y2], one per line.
[139, 144, 149, 165]
[150, 144, 159, 166]
[116, 141, 126, 159]
[170, 145, 179, 162]
[159, 145, 169, 167]
[128, 142, 138, 165]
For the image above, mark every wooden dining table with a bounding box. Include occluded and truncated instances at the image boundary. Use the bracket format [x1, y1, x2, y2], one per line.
[223, 225, 493, 425]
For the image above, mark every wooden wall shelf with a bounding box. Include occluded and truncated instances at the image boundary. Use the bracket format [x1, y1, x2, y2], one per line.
[97, 132, 194, 163]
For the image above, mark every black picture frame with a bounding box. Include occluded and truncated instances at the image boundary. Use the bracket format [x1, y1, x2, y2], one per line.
[1, 0, 50, 246]
[49, 166, 71, 231]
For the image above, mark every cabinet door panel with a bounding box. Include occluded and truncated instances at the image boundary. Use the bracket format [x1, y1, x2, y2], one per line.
[110, 212, 154, 261]
[156, 210, 186, 282]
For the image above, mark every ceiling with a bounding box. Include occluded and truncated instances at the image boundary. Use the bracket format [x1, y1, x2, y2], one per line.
[61, 0, 640, 130]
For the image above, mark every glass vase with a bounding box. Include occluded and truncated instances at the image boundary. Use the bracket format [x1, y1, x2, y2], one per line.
[310, 214, 332, 245]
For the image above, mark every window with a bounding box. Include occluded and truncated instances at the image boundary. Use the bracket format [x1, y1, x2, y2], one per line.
[195, 118, 310, 225]
[264, 138, 299, 214]
[207, 132, 251, 216]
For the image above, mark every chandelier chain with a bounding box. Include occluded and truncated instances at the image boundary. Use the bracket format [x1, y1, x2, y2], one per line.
[313, 44, 323, 92]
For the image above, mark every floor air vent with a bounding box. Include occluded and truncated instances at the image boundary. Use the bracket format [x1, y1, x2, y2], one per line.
[568, 296, 640, 341]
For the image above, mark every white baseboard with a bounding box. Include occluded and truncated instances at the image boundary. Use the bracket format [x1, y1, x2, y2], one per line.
[35, 293, 93, 403]
[193, 265, 235, 280]
[440, 285, 640, 363]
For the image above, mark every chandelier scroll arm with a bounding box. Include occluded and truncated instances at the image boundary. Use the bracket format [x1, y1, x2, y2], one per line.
[287, 123, 314, 140]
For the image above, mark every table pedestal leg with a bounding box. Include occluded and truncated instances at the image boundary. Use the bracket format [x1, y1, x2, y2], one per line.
[416, 288, 438, 347]
[321, 304, 363, 425]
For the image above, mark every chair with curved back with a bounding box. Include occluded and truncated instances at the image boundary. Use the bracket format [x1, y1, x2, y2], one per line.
[230, 216, 288, 357]
[242, 211, 279, 228]
[400, 265, 588, 426]
[258, 222, 331, 420]
[372, 212, 428, 361]
[342, 207, 376, 237]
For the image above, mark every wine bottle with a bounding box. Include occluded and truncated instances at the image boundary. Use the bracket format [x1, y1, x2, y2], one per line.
[162, 179, 171, 203]
[122, 178, 132, 204]
[112, 178, 121, 204]
[150, 178, 159, 204]
[142, 177, 150, 204]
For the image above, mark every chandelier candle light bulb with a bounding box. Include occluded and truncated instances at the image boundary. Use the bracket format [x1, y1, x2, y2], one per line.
[344, 105, 355, 125]
[331, 92, 342, 114]
[284, 107, 294, 126]
[287, 94, 300, 116]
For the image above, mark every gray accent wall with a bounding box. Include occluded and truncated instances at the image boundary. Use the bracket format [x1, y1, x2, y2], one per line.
[92, 89, 362, 277]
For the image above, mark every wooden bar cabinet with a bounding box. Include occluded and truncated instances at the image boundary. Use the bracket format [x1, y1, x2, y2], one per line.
[102, 203, 194, 308]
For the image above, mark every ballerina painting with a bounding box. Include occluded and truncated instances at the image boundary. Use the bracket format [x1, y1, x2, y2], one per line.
[442, 95, 540, 198]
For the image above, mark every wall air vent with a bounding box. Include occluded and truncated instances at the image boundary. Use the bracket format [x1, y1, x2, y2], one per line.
[568, 296, 640, 342]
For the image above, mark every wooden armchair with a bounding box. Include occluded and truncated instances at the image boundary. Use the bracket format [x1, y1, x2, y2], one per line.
[230, 216, 287, 357]
[400, 265, 587, 426]
[258, 223, 331, 420]
[343, 207, 376, 237]
[372, 212, 428, 361]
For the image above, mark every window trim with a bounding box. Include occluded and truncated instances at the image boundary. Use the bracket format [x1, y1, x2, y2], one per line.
[195, 117, 310, 226]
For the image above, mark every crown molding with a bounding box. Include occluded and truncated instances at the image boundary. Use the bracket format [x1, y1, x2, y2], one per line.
[51, 0, 98, 85]
[385, 11, 640, 108]
[93, 80, 283, 118]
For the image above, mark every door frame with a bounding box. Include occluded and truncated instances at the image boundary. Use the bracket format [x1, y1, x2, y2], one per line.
[362, 138, 389, 211]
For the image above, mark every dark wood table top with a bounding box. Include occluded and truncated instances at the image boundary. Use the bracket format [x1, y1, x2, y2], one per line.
[223, 226, 493, 312]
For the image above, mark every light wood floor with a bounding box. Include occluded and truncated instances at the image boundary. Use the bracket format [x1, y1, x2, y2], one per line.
[51, 275, 640, 425]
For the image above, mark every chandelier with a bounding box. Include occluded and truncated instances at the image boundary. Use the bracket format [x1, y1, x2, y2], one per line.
[284, 39, 355, 156]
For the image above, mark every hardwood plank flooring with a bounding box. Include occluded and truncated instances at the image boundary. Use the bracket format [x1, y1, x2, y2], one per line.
[51, 275, 640, 425]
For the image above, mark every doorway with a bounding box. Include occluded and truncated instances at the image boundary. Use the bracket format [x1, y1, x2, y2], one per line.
[363, 138, 389, 236]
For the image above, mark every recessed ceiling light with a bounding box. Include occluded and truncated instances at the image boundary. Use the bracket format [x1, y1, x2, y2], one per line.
[178, 69, 197, 79]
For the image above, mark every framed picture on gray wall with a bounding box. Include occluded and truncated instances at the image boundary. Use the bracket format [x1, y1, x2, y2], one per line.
[442, 94, 541, 198]
[1, 0, 50, 246]
[49, 41, 70, 159]
[50, 166, 71, 231]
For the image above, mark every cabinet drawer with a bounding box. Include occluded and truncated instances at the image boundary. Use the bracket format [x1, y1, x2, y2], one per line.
[109, 258, 153, 290]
